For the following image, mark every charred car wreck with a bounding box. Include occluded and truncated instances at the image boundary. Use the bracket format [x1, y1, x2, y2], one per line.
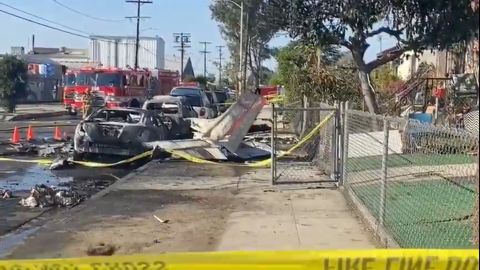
[143, 95, 196, 139]
[74, 108, 175, 158]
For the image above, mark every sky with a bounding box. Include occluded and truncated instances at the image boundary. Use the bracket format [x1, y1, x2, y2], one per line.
[0, 0, 394, 76]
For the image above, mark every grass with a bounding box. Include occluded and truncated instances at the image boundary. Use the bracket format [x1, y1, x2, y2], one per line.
[353, 179, 476, 248]
[348, 153, 475, 172]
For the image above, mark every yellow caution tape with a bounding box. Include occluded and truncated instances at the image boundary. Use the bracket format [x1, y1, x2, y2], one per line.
[167, 112, 335, 168]
[0, 249, 477, 270]
[0, 157, 52, 165]
[0, 150, 153, 168]
[0, 111, 332, 169]
[72, 150, 154, 168]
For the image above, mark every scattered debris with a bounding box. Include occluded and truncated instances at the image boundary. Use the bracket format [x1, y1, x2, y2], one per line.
[1, 189, 13, 199]
[86, 243, 116, 256]
[19, 196, 38, 208]
[153, 215, 170, 224]
[18, 184, 82, 208]
[49, 157, 71, 170]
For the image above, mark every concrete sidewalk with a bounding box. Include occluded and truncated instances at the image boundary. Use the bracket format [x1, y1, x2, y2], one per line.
[3, 161, 375, 259]
[0, 103, 65, 121]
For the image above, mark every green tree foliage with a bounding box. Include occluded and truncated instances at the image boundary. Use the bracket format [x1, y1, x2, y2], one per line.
[371, 65, 402, 94]
[273, 43, 361, 104]
[0, 56, 27, 113]
[267, 0, 479, 113]
[210, 0, 279, 87]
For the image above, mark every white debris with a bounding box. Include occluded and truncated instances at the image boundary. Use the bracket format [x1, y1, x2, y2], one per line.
[1, 189, 13, 199]
[19, 184, 81, 208]
[19, 196, 38, 208]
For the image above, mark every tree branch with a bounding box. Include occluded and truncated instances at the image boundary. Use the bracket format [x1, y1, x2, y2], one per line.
[366, 45, 407, 71]
[366, 27, 403, 39]
[339, 40, 353, 49]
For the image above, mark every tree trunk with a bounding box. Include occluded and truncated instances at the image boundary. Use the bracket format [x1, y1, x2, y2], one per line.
[357, 69, 379, 113]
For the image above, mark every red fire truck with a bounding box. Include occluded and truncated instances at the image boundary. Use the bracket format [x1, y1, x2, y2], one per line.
[93, 67, 180, 108]
[63, 67, 96, 115]
[65, 67, 179, 112]
[63, 69, 76, 114]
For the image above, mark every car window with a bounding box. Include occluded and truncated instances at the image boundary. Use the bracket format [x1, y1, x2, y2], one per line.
[146, 102, 180, 114]
[214, 91, 228, 103]
[205, 92, 215, 104]
[201, 92, 211, 107]
[172, 94, 203, 107]
[90, 110, 142, 124]
[171, 88, 201, 96]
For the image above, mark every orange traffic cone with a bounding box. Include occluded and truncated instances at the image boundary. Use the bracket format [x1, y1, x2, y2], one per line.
[54, 127, 62, 141]
[11, 126, 20, 144]
[27, 125, 35, 141]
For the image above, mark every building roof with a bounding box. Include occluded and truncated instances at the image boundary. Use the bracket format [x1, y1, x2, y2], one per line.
[183, 57, 195, 79]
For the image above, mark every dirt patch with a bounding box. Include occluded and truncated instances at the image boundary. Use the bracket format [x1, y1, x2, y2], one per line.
[6, 189, 241, 259]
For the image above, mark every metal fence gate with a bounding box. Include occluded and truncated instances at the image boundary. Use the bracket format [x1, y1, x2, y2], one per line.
[271, 103, 342, 185]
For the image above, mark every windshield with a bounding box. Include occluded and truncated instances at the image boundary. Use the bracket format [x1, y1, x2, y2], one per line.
[170, 88, 201, 96]
[64, 73, 75, 86]
[96, 73, 122, 87]
[76, 72, 95, 86]
[172, 94, 203, 107]
[89, 109, 142, 124]
[146, 102, 180, 114]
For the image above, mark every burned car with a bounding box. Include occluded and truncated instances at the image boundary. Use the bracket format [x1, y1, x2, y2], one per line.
[143, 95, 196, 139]
[73, 108, 170, 158]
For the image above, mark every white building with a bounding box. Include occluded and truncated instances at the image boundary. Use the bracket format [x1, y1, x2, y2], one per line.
[89, 35, 165, 70]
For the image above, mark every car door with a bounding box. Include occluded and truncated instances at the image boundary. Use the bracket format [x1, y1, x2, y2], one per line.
[200, 92, 215, 118]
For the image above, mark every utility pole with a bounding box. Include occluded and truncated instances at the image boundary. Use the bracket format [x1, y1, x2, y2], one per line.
[216, 45, 225, 87]
[126, 0, 152, 69]
[174, 33, 191, 80]
[238, 0, 244, 95]
[199, 41, 211, 78]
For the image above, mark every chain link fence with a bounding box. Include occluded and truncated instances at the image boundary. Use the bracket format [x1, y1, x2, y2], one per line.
[271, 102, 339, 185]
[343, 107, 479, 248]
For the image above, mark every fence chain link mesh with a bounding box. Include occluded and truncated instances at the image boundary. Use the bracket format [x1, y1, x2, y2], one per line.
[344, 109, 479, 248]
[272, 103, 338, 184]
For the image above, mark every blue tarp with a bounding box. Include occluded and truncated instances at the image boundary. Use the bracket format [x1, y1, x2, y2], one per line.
[409, 113, 433, 124]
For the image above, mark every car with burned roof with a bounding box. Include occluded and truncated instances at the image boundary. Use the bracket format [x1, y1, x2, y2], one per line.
[143, 95, 197, 139]
[73, 108, 171, 158]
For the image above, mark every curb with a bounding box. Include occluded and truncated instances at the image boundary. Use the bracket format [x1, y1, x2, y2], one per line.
[3, 111, 66, 122]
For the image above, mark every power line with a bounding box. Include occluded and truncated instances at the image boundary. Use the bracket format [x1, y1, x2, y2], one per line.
[51, 0, 125, 22]
[0, 8, 90, 39]
[125, 0, 153, 69]
[0, 1, 90, 35]
[199, 41, 211, 77]
[0, 6, 170, 68]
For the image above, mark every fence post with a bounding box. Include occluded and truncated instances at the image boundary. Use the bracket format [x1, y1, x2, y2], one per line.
[341, 101, 349, 187]
[379, 117, 389, 231]
[271, 103, 276, 185]
[331, 101, 339, 181]
[337, 102, 344, 185]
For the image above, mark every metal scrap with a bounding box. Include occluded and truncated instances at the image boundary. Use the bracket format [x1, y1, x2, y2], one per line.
[1, 189, 13, 199]
[19, 184, 81, 208]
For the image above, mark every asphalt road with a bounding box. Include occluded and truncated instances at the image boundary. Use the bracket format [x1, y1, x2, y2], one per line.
[0, 115, 80, 143]
[1, 114, 143, 238]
